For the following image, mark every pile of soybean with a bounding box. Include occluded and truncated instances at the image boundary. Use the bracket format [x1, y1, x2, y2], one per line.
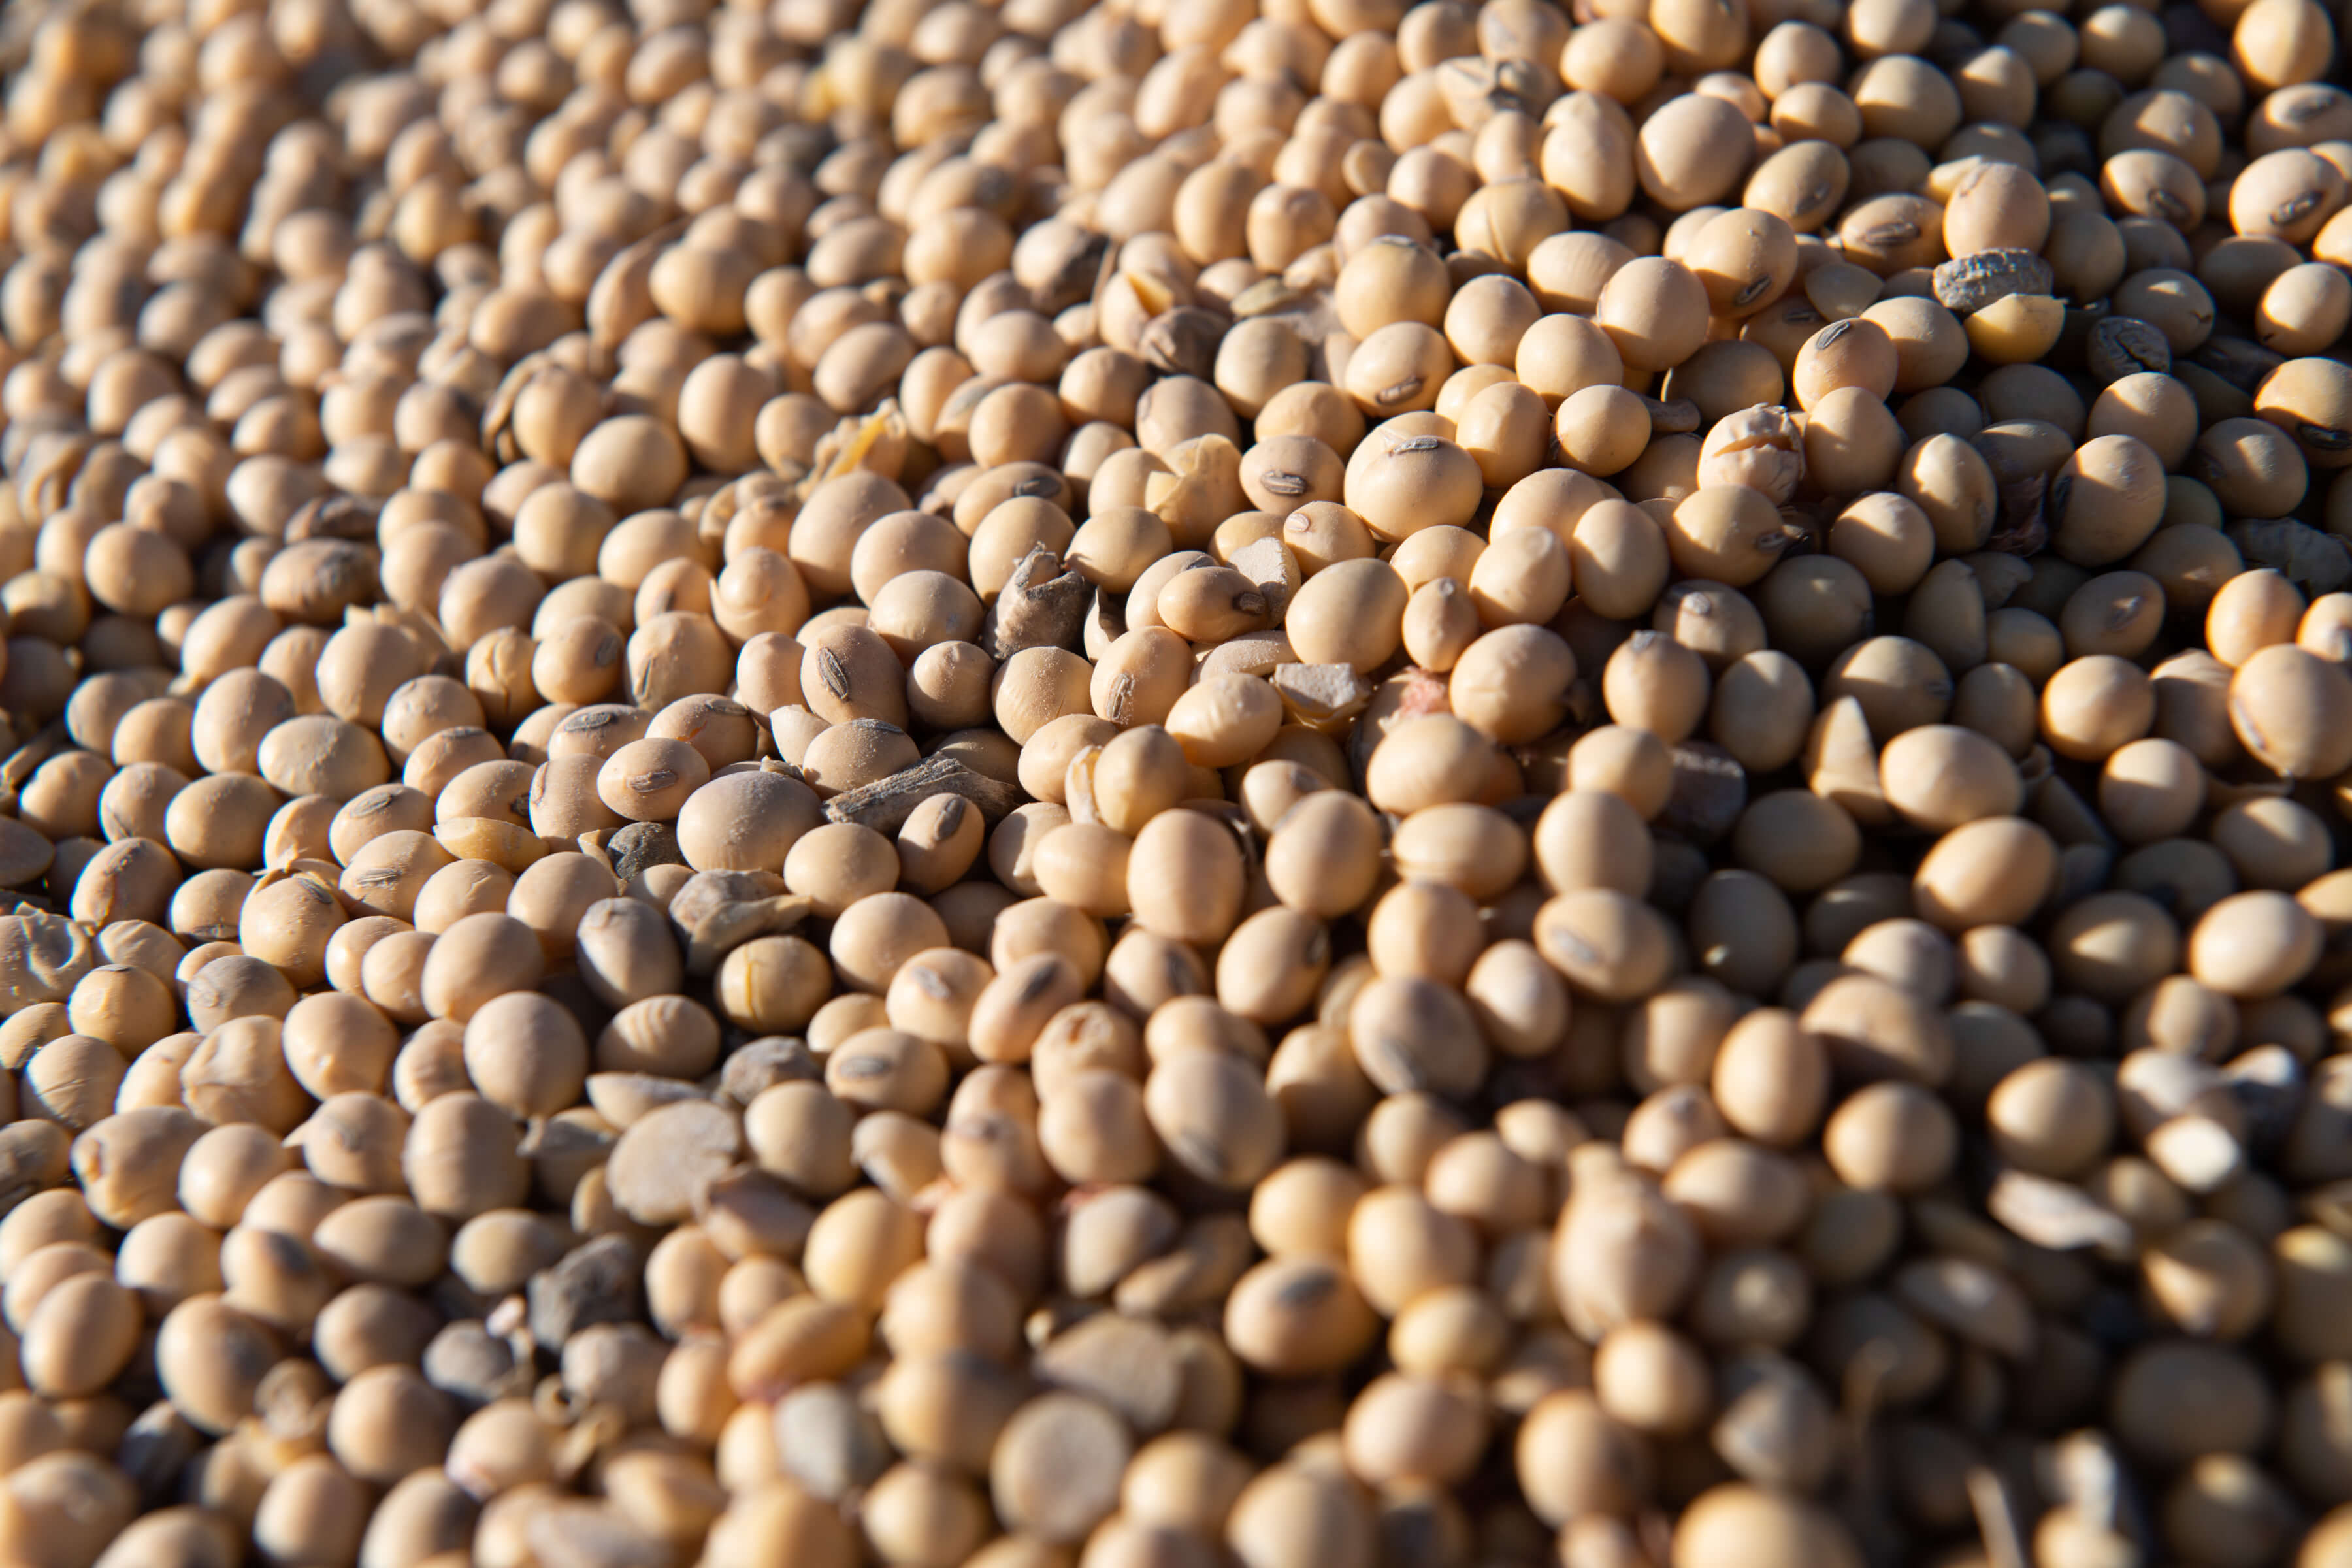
[2, 0, 2352, 1561]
